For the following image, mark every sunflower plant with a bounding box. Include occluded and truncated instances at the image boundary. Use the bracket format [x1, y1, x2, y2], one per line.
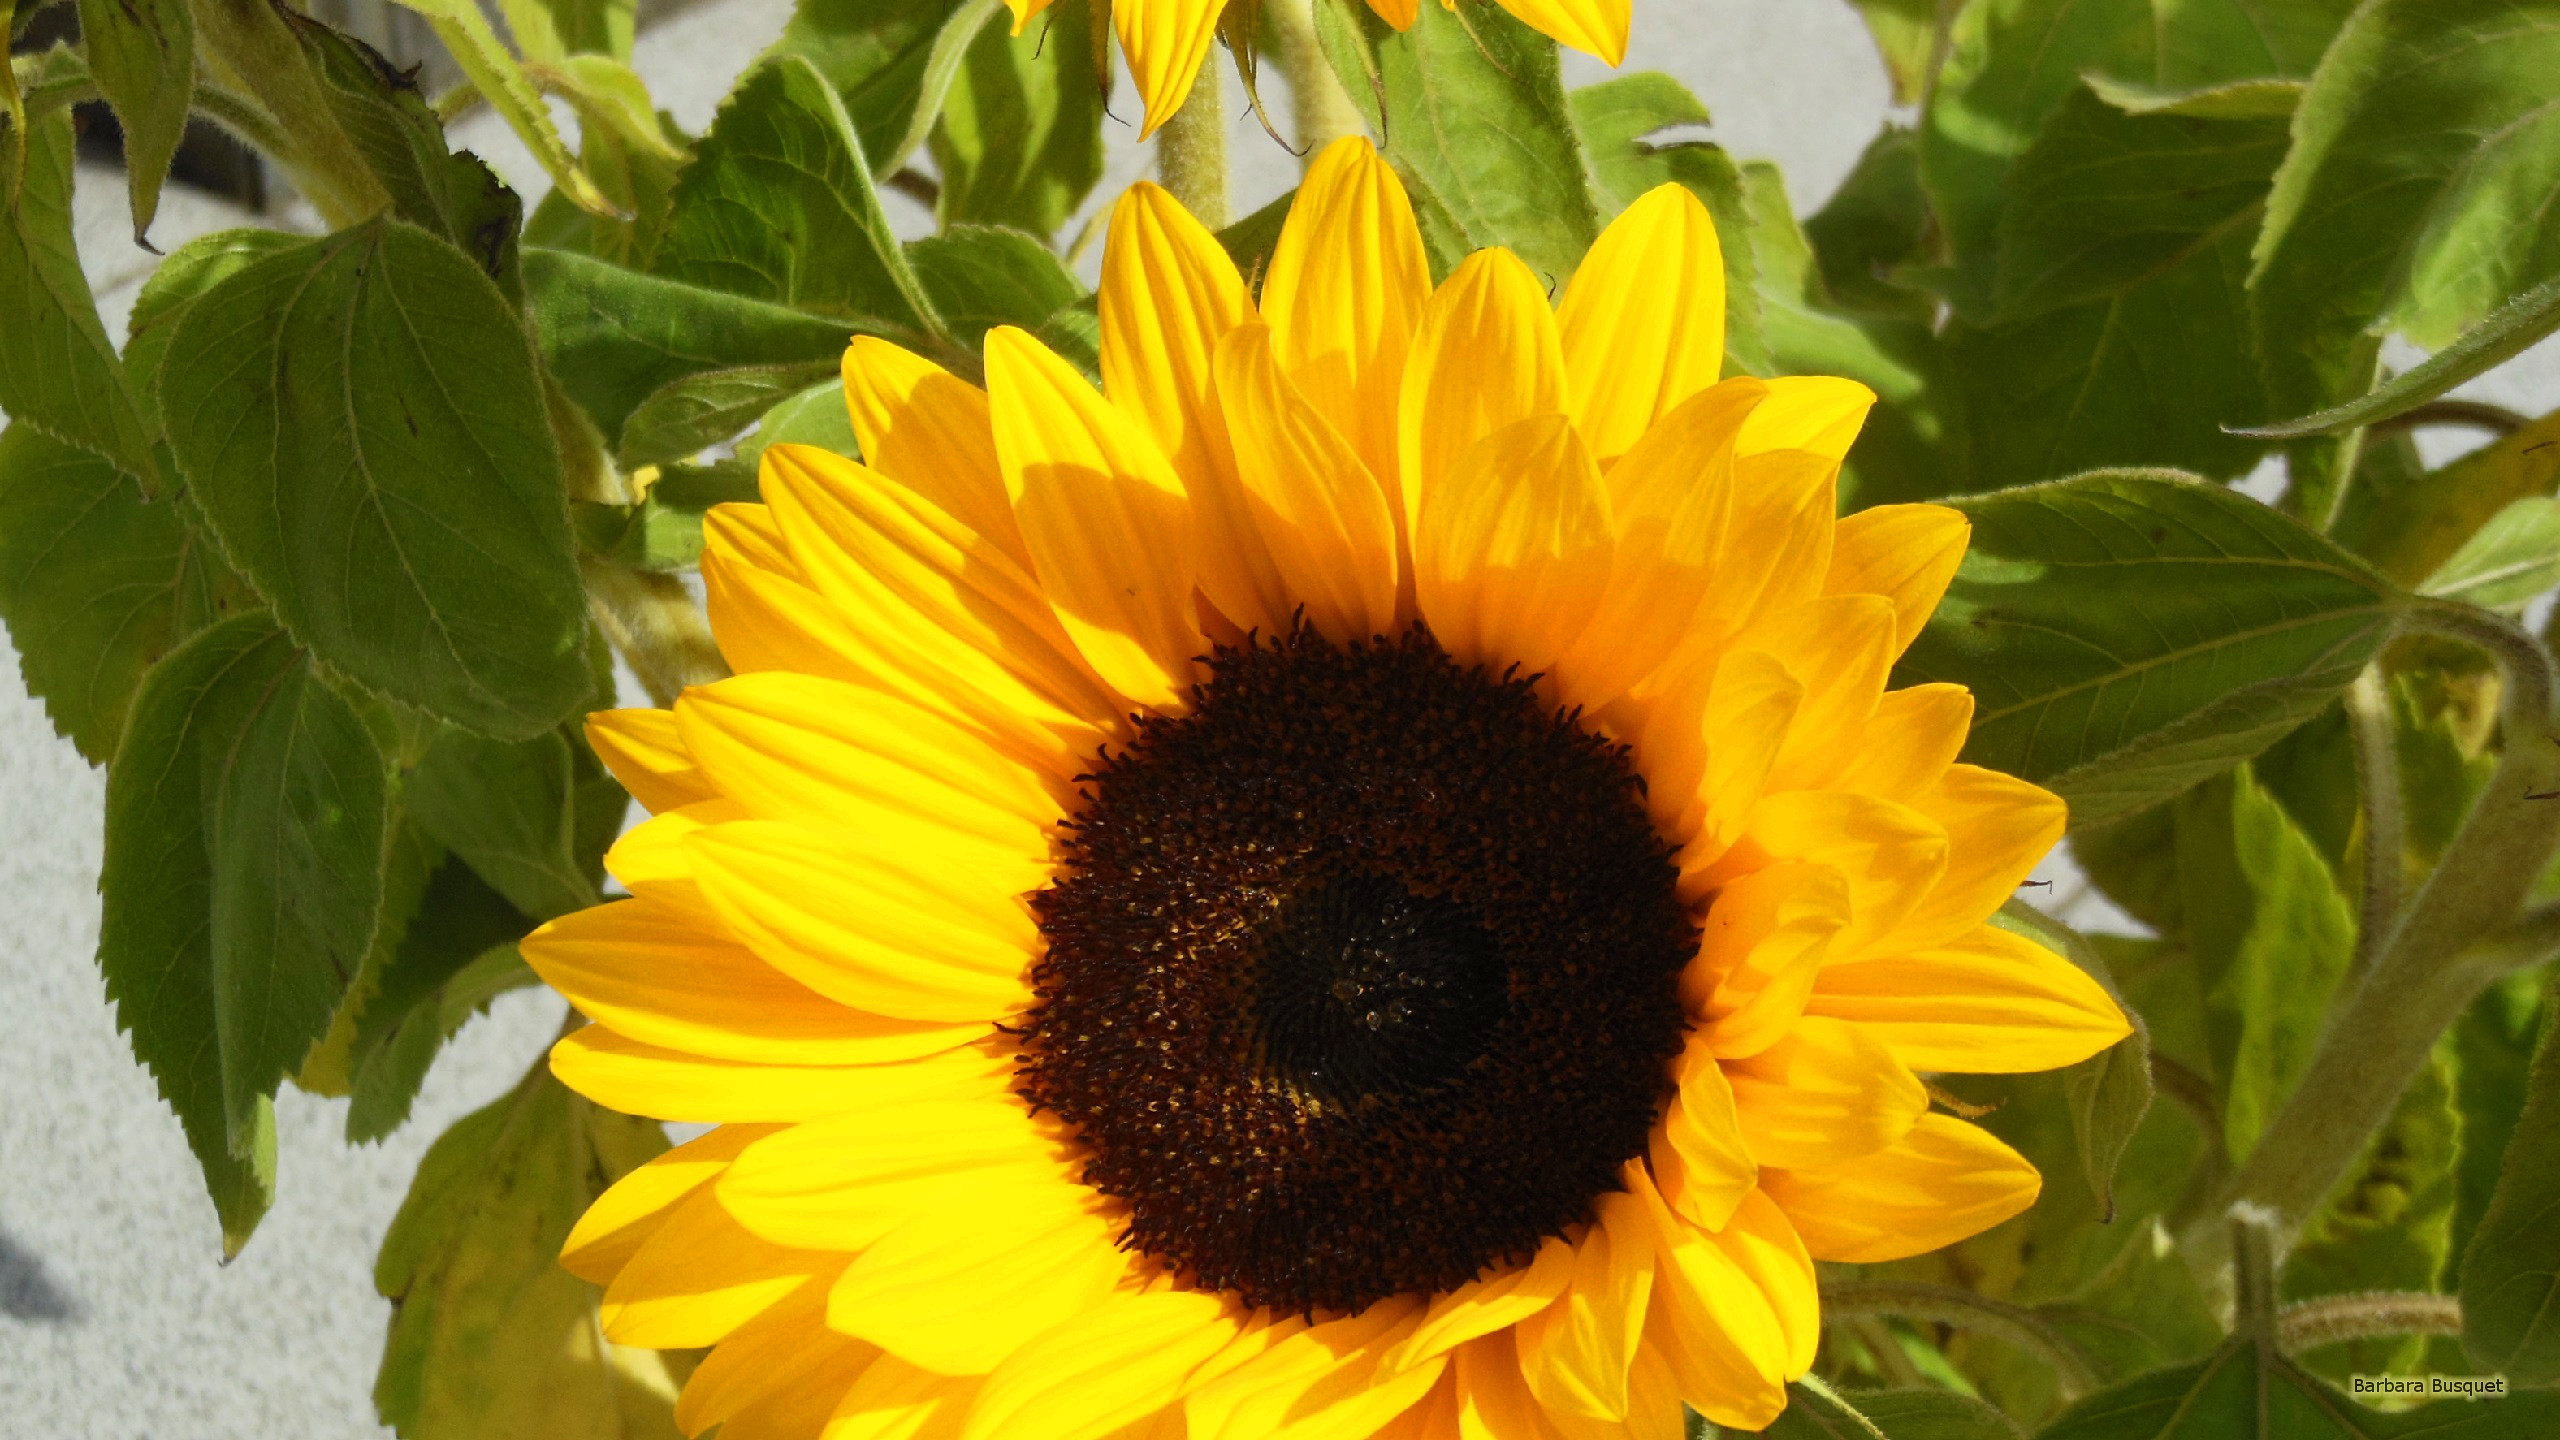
[6, 0, 2560, 1434]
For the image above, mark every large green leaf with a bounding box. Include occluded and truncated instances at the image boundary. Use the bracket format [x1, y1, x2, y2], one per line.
[524, 248, 858, 446]
[403, 727, 605, 922]
[374, 1058, 680, 1439]
[99, 615, 389, 1253]
[1845, 0, 1950, 105]
[768, 0, 969, 163]
[1802, 126, 1936, 322]
[907, 224, 1085, 351]
[121, 229, 308, 433]
[0, 109, 160, 490]
[2332, 406, 2560, 590]
[2037, 1333, 2560, 1436]
[655, 56, 938, 337]
[1568, 72, 1769, 377]
[344, 858, 541, 1143]
[159, 219, 591, 742]
[2419, 496, 2560, 609]
[2242, 274, 2560, 439]
[1920, 0, 2351, 312]
[2461, 972, 2560, 1383]
[615, 359, 842, 468]
[1326, 0, 1602, 285]
[931, 0, 1104, 237]
[0, 426, 246, 763]
[1893, 471, 2403, 823]
[2251, 0, 2560, 429]
[75, 0, 191, 240]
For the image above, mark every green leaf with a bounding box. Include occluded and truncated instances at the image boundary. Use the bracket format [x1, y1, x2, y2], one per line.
[374, 1058, 681, 1439]
[908, 224, 1084, 349]
[2239, 274, 2560, 439]
[0, 425, 247, 763]
[159, 218, 591, 742]
[403, 727, 603, 922]
[539, 56, 686, 268]
[100, 615, 389, 1253]
[0, 109, 160, 490]
[769, 0, 969, 164]
[2447, 971, 2542, 1286]
[732, 376, 864, 475]
[75, 0, 191, 241]
[345, 857, 541, 1143]
[1845, 0, 1950, 106]
[2418, 496, 2560, 609]
[1991, 902, 2156, 1221]
[496, 0, 636, 60]
[1920, 0, 2351, 313]
[2332, 407, 2560, 590]
[297, 819, 441, 1098]
[121, 229, 307, 433]
[1993, 86, 2290, 323]
[2461, 971, 2560, 1383]
[616, 358, 842, 468]
[1220, 187, 1297, 294]
[1356, 0, 1602, 285]
[2251, 0, 2560, 429]
[525, 248, 858, 445]
[1893, 471, 2403, 823]
[1841, 1390, 2025, 1439]
[1569, 72, 1769, 377]
[2284, 1042, 2460, 1381]
[1803, 126, 1936, 322]
[655, 55, 937, 336]
[931, 0, 1104, 237]
[2175, 765, 2354, 1164]
[2036, 1333, 2560, 1437]
[286, 13, 527, 301]
[2079, 74, 2305, 118]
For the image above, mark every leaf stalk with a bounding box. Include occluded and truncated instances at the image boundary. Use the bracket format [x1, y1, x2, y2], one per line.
[1157, 49, 1230, 228]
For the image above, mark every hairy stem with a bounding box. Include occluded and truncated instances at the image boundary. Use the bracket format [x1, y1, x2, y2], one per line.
[2277, 1292, 2463, 1354]
[582, 561, 728, 706]
[191, 0, 390, 227]
[1820, 1281, 2100, 1401]
[1157, 50, 1229, 228]
[2183, 601, 2560, 1289]
[2346, 664, 2403, 982]
[1265, 0, 1363, 155]
[2371, 399, 2531, 439]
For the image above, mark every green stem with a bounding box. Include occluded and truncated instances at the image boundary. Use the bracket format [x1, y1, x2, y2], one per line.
[190, 0, 389, 227]
[581, 560, 729, 706]
[2276, 1292, 2463, 1354]
[1819, 1281, 2100, 1400]
[1265, 0, 1363, 156]
[2182, 600, 2560, 1286]
[189, 79, 296, 169]
[1157, 48, 1229, 228]
[2346, 664, 2402, 982]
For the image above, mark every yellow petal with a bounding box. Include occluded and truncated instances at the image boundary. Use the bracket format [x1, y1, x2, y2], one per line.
[1553, 382, 1767, 712]
[1706, 791, 1948, 965]
[1366, 0, 1421, 28]
[563, 1122, 780, 1285]
[1687, 649, 1806, 865]
[1694, 450, 1838, 646]
[1118, 0, 1227, 138]
[550, 1027, 996, 1123]
[684, 819, 1038, 1023]
[1712, 1189, 1818, 1379]
[1808, 922, 2132, 1073]
[1827, 685, 1973, 801]
[602, 798, 740, 899]
[1751, 595, 1900, 795]
[842, 338, 1029, 568]
[1557, 185, 1725, 467]
[824, 1352, 982, 1440]
[1005, 0, 1060, 33]
[961, 1287, 1256, 1440]
[1762, 1112, 2041, 1263]
[525, 897, 958, 1065]
[1648, 1031, 1757, 1231]
[719, 1097, 1068, 1252]
[676, 670, 1062, 842]
[1514, 1191, 1653, 1421]
[1488, 0, 1629, 63]
[1453, 1333, 1570, 1440]
[761, 443, 1124, 731]
[1399, 249, 1568, 543]
[601, 1185, 835, 1347]
[1824, 503, 1967, 657]
[828, 1184, 1135, 1374]
[1412, 414, 1614, 676]
[1264, 137, 1432, 498]
[1883, 764, 2067, 956]
[985, 325, 1204, 709]
[1188, 1300, 1446, 1440]
[728, 1343, 890, 1440]
[1723, 1014, 1928, 1169]
[1212, 322, 1401, 643]
[1735, 376, 1873, 460]
[1683, 859, 1850, 1059]
[680, 1280, 871, 1437]
[587, 707, 717, 814]
[1619, 1166, 1787, 1422]
[1385, 1236, 1578, 1371]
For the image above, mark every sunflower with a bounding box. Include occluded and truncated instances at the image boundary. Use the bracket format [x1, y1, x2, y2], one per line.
[1023, 0, 1631, 137]
[525, 135, 2131, 1440]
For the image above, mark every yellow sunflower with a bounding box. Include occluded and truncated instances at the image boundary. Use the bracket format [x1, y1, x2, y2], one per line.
[1019, 0, 1631, 137]
[525, 135, 2131, 1440]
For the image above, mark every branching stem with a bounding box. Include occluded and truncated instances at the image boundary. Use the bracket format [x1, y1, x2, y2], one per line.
[2276, 1292, 2463, 1354]
[2345, 664, 2402, 981]
[1819, 1281, 2101, 1401]
[1265, 0, 1364, 156]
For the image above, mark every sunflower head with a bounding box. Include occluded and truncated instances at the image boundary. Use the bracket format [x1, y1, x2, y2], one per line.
[528, 136, 2132, 1440]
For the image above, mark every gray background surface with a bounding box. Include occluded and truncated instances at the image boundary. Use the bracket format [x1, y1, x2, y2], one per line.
[3, 0, 2554, 1431]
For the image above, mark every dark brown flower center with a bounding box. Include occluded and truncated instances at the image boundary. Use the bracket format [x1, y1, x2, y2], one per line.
[1016, 623, 1692, 1315]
